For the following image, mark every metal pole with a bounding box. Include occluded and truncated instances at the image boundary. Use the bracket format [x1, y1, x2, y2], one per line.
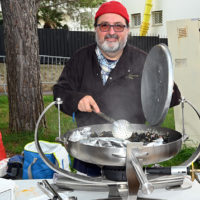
[56, 98, 63, 140]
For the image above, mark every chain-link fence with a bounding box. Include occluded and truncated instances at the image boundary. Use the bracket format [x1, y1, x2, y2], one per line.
[0, 55, 69, 95]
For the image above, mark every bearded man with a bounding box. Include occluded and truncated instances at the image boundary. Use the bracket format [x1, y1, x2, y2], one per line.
[53, 1, 181, 176]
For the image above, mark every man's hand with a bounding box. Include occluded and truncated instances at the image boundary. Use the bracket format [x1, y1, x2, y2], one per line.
[78, 95, 100, 113]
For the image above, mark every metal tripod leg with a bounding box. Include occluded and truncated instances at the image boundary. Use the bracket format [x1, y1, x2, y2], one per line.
[126, 143, 154, 200]
[126, 143, 140, 200]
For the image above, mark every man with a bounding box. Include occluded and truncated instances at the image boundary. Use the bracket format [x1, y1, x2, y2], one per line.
[53, 1, 181, 176]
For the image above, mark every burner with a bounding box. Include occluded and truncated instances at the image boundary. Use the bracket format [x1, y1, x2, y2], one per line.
[102, 166, 127, 181]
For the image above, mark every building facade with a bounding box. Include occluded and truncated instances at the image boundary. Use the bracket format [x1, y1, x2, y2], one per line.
[122, 0, 200, 37]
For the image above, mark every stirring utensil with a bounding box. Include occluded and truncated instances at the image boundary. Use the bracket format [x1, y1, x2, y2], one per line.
[95, 112, 115, 123]
[93, 111, 132, 140]
[112, 119, 132, 140]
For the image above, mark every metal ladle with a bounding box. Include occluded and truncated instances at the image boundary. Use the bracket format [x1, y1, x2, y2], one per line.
[94, 111, 133, 140]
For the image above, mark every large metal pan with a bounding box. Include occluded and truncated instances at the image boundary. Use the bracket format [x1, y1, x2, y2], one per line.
[63, 123, 182, 166]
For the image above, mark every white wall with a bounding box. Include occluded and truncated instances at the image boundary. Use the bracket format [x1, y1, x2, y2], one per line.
[122, 0, 200, 36]
[167, 19, 200, 146]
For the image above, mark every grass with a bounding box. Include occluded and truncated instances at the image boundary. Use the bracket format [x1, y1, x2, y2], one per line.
[0, 95, 9, 130]
[0, 95, 77, 155]
[161, 108, 175, 130]
[0, 95, 198, 167]
[160, 145, 197, 166]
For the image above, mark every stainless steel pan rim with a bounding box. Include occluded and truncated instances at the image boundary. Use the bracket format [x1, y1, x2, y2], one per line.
[63, 123, 182, 166]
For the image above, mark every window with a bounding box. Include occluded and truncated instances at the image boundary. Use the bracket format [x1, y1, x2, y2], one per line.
[152, 10, 163, 25]
[131, 13, 141, 27]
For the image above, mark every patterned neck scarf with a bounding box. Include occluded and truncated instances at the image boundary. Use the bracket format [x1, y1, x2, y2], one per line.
[95, 46, 118, 85]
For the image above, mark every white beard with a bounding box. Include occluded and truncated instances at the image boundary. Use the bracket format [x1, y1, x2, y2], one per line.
[101, 40, 120, 52]
[95, 33, 127, 53]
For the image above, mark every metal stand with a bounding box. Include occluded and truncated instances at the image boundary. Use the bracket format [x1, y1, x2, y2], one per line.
[34, 98, 200, 200]
[126, 143, 154, 200]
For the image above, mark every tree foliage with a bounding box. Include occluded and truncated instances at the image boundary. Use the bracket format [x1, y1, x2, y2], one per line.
[39, 0, 105, 8]
[37, 0, 105, 29]
[37, 4, 64, 28]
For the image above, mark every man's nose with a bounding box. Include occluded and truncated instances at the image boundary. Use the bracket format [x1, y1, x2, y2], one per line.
[108, 26, 116, 34]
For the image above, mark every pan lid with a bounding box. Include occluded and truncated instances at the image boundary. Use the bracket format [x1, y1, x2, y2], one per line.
[141, 44, 174, 126]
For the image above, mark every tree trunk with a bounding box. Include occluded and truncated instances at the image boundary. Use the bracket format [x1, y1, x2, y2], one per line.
[1, 0, 45, 132]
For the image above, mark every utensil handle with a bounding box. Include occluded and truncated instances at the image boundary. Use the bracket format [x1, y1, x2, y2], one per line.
[94, 112, 115, 123]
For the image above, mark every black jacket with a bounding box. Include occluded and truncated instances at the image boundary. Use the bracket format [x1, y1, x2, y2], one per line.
[53, 43, 181, 127]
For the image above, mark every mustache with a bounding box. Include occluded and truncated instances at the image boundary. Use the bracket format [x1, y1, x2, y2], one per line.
[104, 34, 119, 40]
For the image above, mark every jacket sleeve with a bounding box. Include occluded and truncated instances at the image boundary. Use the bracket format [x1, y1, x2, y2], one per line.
[53, 56, 87, 116]
[170, 82, 181, 107]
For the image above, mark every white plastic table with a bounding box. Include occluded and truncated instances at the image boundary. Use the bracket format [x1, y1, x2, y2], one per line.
[12, 178, 200, 200]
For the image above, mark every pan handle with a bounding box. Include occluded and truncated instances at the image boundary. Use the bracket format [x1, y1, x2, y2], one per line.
[112, 153, 126, 158]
